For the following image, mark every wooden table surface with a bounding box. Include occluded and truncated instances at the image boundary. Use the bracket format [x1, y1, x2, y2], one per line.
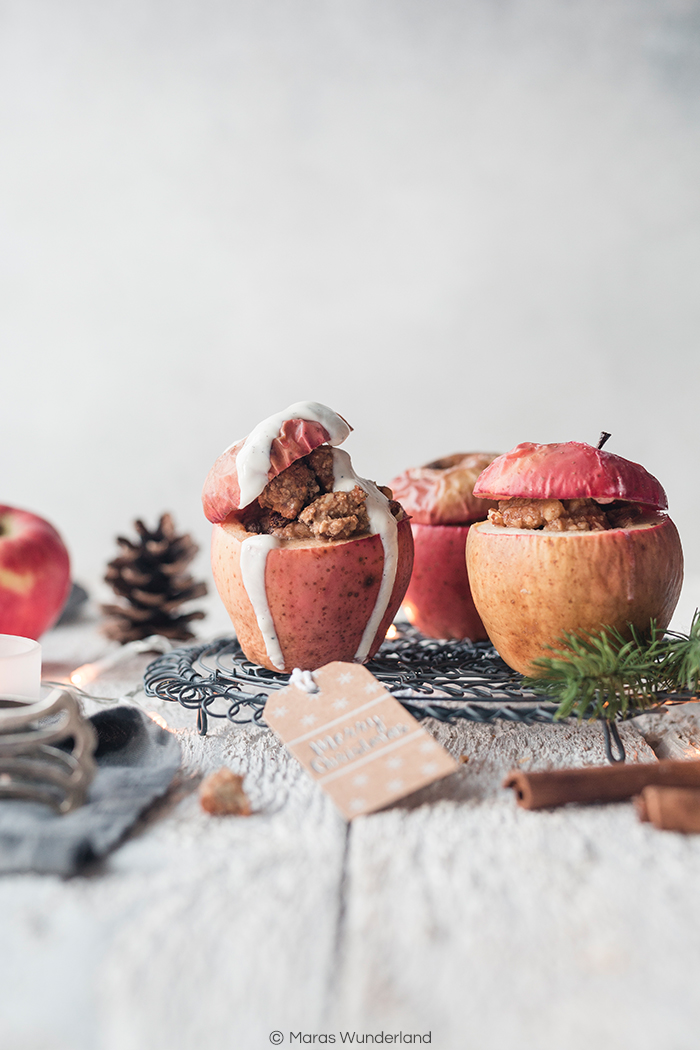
[3, 597, 700, 1050]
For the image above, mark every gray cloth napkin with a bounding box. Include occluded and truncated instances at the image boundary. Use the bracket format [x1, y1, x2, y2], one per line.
[0, 706, 181, 877]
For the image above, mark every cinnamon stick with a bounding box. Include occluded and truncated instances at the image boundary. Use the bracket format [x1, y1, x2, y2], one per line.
[504, 759, 700, 810]
[635, 786, 700, 833]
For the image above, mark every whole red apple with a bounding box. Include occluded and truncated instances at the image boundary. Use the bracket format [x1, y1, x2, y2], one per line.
[466, 441, 683, 675]
[0, 506, 71, 639]
[390, 453, 499, 640]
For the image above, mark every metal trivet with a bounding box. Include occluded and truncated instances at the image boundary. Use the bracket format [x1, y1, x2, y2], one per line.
[145, 626, 637, 756]
[143, 627, 700, 763]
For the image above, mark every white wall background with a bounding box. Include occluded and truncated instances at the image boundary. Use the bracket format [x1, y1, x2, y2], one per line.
[1, 1, 699, 614]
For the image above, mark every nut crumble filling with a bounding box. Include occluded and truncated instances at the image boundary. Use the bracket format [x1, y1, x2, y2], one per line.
[245, 445, 406, 542]
[487, 497, 647, 532]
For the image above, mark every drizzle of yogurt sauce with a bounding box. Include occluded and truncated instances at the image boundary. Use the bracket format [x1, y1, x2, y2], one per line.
[236, 403, 398, 670]
[239, 534, 285, 671]
[330, 447, 398, 663]
[236, 401, 352, 510]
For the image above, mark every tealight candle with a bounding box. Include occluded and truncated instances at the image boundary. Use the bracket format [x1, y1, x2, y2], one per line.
[0, 635, 41, 699]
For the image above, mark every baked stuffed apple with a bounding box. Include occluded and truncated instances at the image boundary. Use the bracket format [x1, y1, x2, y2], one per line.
[202, 402, 414, 671]
[465, 441, 683, 676]
[390, 453, 499, 640]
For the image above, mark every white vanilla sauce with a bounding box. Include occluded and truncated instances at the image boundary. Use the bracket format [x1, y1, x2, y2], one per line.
[236, 401, 352, 510]
[330, 448, 399, 663]
[239, 534, 285, 671]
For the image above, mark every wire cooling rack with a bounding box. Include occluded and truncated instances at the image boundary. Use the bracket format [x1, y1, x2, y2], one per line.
[144, 624, 627, 738]
[143, 624, 700, 763]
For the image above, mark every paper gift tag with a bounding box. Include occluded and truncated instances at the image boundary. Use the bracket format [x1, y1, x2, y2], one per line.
[264, 661, 459, 819]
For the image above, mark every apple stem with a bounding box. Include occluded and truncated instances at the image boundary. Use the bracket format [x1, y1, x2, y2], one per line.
[597, 432, 612, 450]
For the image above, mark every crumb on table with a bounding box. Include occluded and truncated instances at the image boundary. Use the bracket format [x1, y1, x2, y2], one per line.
[199, 768, 252, 816]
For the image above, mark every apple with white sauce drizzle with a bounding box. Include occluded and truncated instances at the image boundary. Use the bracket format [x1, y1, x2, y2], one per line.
[202, 402, 414, 672]
[465, 439, 684, 676]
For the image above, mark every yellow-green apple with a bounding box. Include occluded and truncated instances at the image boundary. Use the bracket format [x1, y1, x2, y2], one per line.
[203, 402, 414, 672]
[390, 453, 499, 640]
[465, 441, 683, 675]
[0, 505, 71, 639]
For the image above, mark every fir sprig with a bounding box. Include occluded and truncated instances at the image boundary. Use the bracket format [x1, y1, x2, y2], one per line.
[523, 612, 700, 722]
[663, 611, 700, 693]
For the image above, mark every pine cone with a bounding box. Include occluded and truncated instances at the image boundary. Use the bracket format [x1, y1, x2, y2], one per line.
[102, 514, 207, 644]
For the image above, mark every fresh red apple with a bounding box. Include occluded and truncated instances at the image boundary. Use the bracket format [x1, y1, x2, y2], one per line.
[390, 453, 498, 640]
[0, 505, 71, 639]
[203, 402, 414, 671]
[466, 441, 684, 676]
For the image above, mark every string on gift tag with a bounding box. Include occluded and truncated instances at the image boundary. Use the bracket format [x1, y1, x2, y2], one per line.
[290, 668, 319, 694]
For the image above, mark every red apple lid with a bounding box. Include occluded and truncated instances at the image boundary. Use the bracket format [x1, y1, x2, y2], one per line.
[472, 441, 668, 509]
[202, 402, 352, 524]
[390, 452, 500, 525]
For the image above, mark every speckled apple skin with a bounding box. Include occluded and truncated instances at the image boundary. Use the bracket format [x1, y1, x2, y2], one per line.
[402, 523, 488, 641]
[466, 516, 683, 676]
[211, 517, 414, 671]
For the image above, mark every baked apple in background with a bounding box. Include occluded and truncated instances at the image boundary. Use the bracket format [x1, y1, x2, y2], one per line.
[389, 453, 499, 640]
[0, 505, 71, 639]
[203, 402, 414, 672]
[466, 441, 683, 676]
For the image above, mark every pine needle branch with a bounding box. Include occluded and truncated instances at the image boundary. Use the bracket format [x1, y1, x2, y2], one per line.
[661, 610, 700, 693]
[522, 614, 700, 722]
